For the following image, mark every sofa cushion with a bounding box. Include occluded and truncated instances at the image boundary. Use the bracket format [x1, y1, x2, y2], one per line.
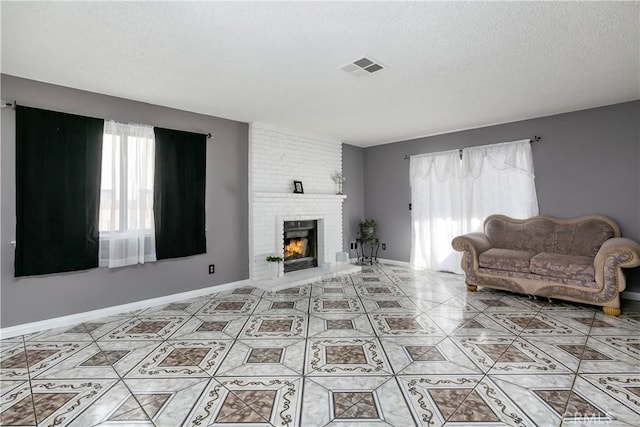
[529, 252, 595, 281]
[569, 220, 617, 256]
[479, 248, 536, 273]
[484, 216, 617, 256]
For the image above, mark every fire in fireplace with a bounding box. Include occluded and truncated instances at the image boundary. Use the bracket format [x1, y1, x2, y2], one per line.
[283, 220, 318, 273]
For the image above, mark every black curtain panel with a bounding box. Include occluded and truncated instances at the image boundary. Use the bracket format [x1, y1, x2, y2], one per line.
[153, 127, 207, 260]
[15, 106, 104, 277]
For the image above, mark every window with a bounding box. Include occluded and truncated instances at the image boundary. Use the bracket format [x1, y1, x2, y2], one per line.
[99, 120, 156, 267]
[410, 140, 538, 273]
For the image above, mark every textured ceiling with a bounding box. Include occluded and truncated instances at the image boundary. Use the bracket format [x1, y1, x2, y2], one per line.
[2, 1, 638, 147]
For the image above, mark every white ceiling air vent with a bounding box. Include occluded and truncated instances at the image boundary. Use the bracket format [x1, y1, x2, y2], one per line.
[340, 56, 385, 77]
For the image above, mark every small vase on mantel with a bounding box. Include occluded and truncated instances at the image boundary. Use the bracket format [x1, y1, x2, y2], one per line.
[332, 172, 346, 195]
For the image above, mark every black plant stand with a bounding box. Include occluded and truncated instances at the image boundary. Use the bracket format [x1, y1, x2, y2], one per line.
[356, 238, 380, 265]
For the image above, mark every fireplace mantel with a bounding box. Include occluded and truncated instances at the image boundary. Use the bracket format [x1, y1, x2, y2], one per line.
[253, 192, 347, 200]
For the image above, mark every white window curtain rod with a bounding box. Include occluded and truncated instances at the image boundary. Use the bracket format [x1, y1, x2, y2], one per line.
[403, 135, 541, 160]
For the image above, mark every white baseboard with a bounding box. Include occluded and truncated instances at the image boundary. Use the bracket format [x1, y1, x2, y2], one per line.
[376, 258, 411, 268]
[0, 279, 251, 339]
[621, 291, 640, 301]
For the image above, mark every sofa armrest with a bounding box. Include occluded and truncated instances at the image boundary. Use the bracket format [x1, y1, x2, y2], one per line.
[452, 233, 492, 274]
[594, 237, 640, 292]
[452, 233, 491, 254]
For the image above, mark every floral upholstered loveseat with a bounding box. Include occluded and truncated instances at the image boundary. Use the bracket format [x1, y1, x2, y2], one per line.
[452, 215, 640, 316]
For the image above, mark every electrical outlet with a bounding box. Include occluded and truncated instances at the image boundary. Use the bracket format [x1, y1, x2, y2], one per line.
[382, 243, 387, 250]
[208, 264, 215, 274]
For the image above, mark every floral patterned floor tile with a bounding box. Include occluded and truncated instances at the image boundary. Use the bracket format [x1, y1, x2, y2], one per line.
[2, 267, 638, 426]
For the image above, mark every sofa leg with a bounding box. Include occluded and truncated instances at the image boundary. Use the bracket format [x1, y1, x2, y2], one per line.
[602, 306, 621, 317]
[466, 284, 477, 292]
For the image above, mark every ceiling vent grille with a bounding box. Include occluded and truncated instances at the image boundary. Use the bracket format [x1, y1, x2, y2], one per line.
[340, 56, 385, 77]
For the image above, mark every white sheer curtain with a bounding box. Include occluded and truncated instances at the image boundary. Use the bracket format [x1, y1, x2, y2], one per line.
[462, 140, 539, 232]
[99, 120, 156, 268]
[410, 139, 538, 274]
[410, 150, 464, 273]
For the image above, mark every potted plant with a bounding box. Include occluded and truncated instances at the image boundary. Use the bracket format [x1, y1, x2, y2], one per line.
[359, 219, 377, 243]
[266, 255, 283, 279]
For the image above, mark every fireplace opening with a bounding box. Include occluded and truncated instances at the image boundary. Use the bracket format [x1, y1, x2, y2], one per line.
[283, 220, 318, 273]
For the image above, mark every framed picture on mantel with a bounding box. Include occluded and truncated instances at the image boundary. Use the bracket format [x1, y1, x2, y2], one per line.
[293, 181, 304, 194]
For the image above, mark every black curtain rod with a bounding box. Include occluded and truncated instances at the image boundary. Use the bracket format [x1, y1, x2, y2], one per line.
[0, 100, 16, 109]
[1, 100, 214, 139]
[403, 136, 541, 160]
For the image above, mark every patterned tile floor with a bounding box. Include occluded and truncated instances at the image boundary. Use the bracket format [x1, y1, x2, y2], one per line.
[1, 263, 640, 426]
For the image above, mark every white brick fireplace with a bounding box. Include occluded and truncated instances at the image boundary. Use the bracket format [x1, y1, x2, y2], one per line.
[249, 122, 346, 281]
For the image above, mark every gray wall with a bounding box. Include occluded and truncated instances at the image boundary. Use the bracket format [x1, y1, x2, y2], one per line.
[342, 144, 365, 256]
[1, 75, 249, 327]
[363, 101, 640, 291]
